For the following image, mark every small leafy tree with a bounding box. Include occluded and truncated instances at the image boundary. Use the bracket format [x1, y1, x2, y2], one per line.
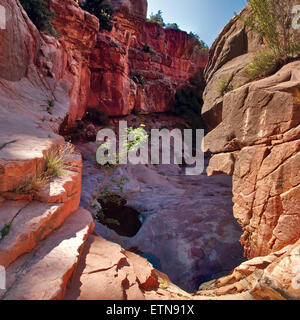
[86, 124, 149, 210]
[19, 0, 56, 36]
[240, 0, 300, 79]
[189, 32, 209, 51]
[148, 10, 165, 26]
[243, 0, 300, 57]
[80, 0, 115, 31]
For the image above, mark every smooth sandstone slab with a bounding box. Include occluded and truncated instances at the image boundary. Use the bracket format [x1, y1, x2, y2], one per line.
[1, 207, 94, 300]
[0, 192, 80, 268]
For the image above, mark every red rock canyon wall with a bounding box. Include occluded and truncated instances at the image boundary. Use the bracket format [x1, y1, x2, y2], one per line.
[87, 0, 208, 116]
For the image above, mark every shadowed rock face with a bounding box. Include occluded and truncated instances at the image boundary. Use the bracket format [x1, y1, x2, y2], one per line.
[0, 0, 99, 141]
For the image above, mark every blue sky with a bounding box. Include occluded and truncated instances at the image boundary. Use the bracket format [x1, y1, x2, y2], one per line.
[147, 0, 247, 47]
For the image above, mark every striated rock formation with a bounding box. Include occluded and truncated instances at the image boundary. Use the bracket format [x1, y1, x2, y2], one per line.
[0, 0, 99, 192]
[88, 0, 208, 116]
[204, 61, 300, 260]
[197, 239, 300, 300]
[48, 0, 100, 124]
[1, 0, 300, 301]
[0, 0, 208, 301]
[202, 0, 300, 298]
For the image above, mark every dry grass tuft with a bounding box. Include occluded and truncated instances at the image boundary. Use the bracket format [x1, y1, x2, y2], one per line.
[11, 143, 74, 195]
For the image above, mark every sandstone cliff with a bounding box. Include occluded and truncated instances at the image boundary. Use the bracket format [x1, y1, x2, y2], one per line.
[1, 0, 300, 301]
[200, 0, 300, 299]
[0, 0, 208, 300]
[88, 0, 208, 116]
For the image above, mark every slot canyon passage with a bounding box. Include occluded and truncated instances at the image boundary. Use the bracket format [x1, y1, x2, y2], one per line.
[0, 0, 300, 300]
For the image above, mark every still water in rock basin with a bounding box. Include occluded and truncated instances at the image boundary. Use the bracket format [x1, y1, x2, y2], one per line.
[78, 142, 245, 292]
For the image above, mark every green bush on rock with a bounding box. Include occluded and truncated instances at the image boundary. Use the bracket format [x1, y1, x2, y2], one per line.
[80, 0, 115, 31]
[20, 0, 56, 36]
[245, 48, 281, 80]
[240, 0, 300, 79]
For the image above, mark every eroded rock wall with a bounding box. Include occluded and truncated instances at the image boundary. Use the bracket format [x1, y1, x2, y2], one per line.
[88, 0, 208, 116]
[0, 0, 98, 192]
[203, 1, 300, 260]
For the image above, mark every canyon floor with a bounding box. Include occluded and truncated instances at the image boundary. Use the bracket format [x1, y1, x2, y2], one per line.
[75, 114, 245, 293]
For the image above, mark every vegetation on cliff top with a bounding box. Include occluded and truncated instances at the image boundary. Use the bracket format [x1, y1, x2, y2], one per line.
[240, 0, 300, 79]
[80, 0, 115, 31]
[147, 10, 209, 51]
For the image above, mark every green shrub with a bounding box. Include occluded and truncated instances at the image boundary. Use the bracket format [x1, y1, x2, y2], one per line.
[131, 108, 140, 116]
[147, 10, 165, 26]
[169, 86, 205, 130]
[11, 144, 72, 195]
[217, 74, 234, 96]
[245, 48, 281, 79]
[80, 0, 115, 31]
[240, 0, 300, 79]
[12, 174, 48, 195]
[169, 68, 206, 130]
[130, 72, 147, 88]
[46, 98, 55, 114]
[243, 0, 300, 57]
[189, 32, 209, 51]
[165, 23, 180, 30]
[20, 0, 56, 36]
[44, 148, 65, 178]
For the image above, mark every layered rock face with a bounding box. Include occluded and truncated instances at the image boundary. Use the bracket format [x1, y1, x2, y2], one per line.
[0, 0, 99, 192]
[0, 2, 99, 300]
[1, 1, 190, 300]
[88, 0, 208, 116]
[48, 0, 100, 124]
[203, 0, 300, 278]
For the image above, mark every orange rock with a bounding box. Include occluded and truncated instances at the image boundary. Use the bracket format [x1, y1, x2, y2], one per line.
[1, 207, 94, 300]
[88, 6, 208, 116]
